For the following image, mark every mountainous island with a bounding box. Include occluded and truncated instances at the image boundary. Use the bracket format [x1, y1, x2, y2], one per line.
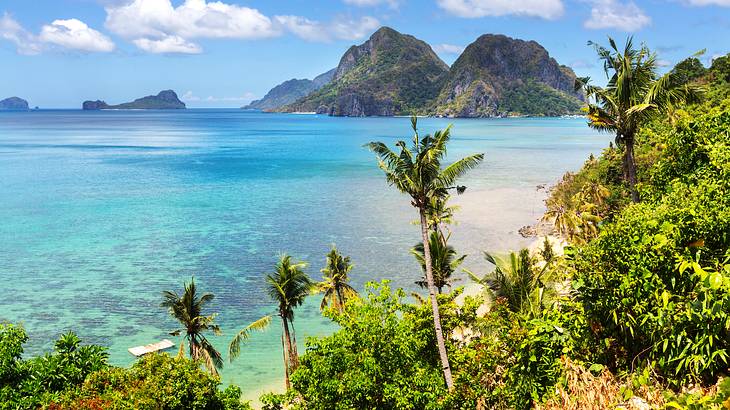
[261, 27, 583, 117]
[0, 97, 29, 110]
[281, 27, 450, 116]
[432, 34, 583, 117]
[243, 69, 335, 111]
[83, 90, 185, 110]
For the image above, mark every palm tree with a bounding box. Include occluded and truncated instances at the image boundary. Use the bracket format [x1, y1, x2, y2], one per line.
[366, 116, 484, 390]
[318, 245, 358, 312]
[412, 231, 466, 294]
[467, 249, 555, 317]
[577, 37, 702, 202]
[161, 277, 223, 376]
[229, 255, 312, 389]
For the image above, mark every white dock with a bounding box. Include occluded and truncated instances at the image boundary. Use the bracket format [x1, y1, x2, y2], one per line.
[128, 339, 175, 357]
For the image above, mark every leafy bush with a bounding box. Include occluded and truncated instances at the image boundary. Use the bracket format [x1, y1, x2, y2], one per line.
[287, 282, 448, 410]
[0, 324, 108, 409]
[52, 352, 251, 410]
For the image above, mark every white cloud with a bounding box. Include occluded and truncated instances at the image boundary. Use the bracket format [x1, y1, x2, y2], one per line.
[329, 16, 380, 41]
[656, 59, 672, 67]
[0, 13, 113, 54]
[343, 0, 399, 7]
[436, 0, 564, 19]
[584, 0, 651, 31]
[276, 15, 380, 42]
[39, 19, 115, 52]
[685, 0, 730, 5]
[105, 0, 280, 53]
[133, 35, 201, 53]
[570, 59, 595, 69]
[433, 43, 465, 54]
[0, 13, 42, 55]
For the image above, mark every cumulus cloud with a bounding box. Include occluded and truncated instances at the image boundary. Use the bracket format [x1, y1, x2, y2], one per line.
[276, 15, 380, 42]
[105, 0, 279, 53]
[436, 0, 564, 19]
[432, 43, 465, 55]
[105, 0, 279, 39]
[570, 59, 595, 69]
[133, 35, 201, 53]
[584, 0, 651, 31]
[39, 19, 115, 52]
[0, 13, 114, 54]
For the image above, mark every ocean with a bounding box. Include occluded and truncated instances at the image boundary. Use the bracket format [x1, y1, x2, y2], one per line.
[0, 109, 607, 398]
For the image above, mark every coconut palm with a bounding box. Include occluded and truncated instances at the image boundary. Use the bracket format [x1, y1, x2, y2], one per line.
[412, 231, 466, 294]
[468, 249, 555, 317]
[318, 245, 358, 312]
[161, 277, 223, 376]
[366, 116, 484, 390]
[577, 37, 702, 202]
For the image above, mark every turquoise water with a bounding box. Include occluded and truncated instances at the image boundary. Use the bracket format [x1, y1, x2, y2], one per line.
[0, 110, 607, 397]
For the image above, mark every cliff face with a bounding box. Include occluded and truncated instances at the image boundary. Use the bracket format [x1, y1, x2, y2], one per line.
[243, 68, 335, 111]
[0, 97, 29, 110]
[431, 35, 583, 117]
[281, 27, 449, 116]
[83, 90, 185, 110]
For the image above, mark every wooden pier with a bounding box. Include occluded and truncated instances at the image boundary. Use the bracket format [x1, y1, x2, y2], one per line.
[128, 339, 175, 357]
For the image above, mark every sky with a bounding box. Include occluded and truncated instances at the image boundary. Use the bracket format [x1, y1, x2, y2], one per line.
[0, 0, 728, 108]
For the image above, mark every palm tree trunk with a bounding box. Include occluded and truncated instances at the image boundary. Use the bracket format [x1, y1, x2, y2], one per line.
[282, 316, 298, 374]
[623, 134, 639, 202]
[280, 330, 290, 390]
[419, 207, 454, 390]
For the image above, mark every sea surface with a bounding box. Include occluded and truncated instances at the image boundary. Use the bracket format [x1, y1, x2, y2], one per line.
[0, 110, 607, 398]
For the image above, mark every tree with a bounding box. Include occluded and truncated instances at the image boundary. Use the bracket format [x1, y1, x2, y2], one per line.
[318, 245, 358, 312]
[161, 277, 223, 376]
[468, 249, 555, 317]
[412, 231, 466, 293]
[229, 255, 312, 390]
[577, 37, 702, 202]
[366, 116, 484, 390]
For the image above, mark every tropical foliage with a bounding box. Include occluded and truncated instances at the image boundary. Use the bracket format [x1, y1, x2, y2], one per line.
[317, 245, 358, 312]
[412, 231, 466, 293]
[161, 277, 223, 376]
[577, 37, 702, 202]
[367, 116, 483, 389]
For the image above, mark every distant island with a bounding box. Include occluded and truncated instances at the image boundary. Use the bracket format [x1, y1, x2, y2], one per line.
[243, 68, 335, 111]
[83, 90, 185, 110]
[0, 97, 29, 110]
[256, 27, 583, 118]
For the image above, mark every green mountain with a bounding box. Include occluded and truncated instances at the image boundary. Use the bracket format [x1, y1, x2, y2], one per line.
[431, 34, 583, 117]
[0, 97, 29, 110]
[243, 68, 335, 111]
[83, 90, 185, 110]
[281, 27, 449, 116]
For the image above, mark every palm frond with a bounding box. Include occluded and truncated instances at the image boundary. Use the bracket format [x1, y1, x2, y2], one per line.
[229, 315, 272, 361]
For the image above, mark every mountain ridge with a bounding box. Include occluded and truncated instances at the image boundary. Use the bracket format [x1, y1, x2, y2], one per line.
[83, 90, 185, 110]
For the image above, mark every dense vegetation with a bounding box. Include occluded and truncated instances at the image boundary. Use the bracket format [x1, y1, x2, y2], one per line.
[2, 42, 729, 409]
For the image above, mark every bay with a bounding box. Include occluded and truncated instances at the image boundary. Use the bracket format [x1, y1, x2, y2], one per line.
[0, 109, 606, 398]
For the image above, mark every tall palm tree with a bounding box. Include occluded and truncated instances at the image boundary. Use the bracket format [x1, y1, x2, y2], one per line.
[161, 277, 223, 376]
[412, 231, 466, 294]
[366, 116, 484, 390]
[229, 255, 312, 389]
[577, 37, 702, 202]
[318, 245, 358, 312]
[467, 249, 555, 317]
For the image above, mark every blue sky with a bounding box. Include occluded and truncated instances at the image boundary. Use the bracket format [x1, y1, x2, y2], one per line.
[1, 0, 728, 108]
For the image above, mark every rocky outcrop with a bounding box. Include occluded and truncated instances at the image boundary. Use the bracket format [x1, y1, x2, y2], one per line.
[0, 97, 29, 110]
[243, 68, 335, 111]
[83, 90, 185, 110]
[281, 27, 449, 117]
[432, 34, 583, 117]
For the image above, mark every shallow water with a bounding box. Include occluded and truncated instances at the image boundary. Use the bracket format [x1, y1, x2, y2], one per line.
[0, 110, 607, 398]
